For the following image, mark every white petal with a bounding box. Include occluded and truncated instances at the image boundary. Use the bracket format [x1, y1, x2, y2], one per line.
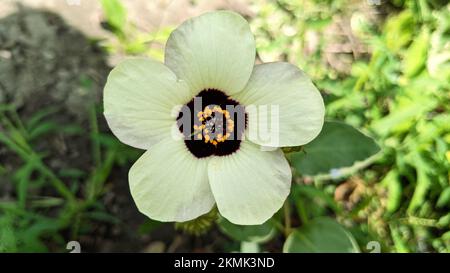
[129, 138, 215, 222]
[165, 10, 255, 96]
[234, 62, 325, 147]
[104, 58, 191, 150]
[207, 141, 292, 225]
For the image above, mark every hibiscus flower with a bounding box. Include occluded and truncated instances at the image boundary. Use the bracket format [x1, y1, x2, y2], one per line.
[103, 10, 324, 225]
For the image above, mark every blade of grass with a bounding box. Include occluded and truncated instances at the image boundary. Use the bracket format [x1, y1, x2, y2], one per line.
[0, 131, 76, 203]
[89, 104, 101, 167]
[86, 149, 116, 201]
[14, 161, 35, 209]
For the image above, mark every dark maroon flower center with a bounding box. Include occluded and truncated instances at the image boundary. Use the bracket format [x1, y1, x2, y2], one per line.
[176, 89, 247, 158]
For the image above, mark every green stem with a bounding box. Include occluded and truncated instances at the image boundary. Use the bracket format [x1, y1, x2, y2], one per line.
[283, 201, 292, 237]
[86, 149, 116, 201]
[295, 198, 309, 225]
[270, 218, 285, 234]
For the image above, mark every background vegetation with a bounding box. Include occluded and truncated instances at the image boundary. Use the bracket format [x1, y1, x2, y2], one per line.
[0, 0, 448, 252]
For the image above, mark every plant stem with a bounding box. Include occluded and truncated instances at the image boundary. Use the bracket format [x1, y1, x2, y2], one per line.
[283, 200, 292, 237]
[269, 218, 285, 234]
[295, 198, 309, 225]
[86, 149, 116, 200]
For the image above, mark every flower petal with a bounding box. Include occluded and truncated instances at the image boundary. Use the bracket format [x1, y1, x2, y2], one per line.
[165, 10, 255, 96]
[207, 141, 291, 225]
[129, 138, 215, 222]
[104, 58, 191, 150]
[234, 62, 325, 147]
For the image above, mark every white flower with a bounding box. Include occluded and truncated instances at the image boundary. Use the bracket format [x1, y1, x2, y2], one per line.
[103, 11, 325, 225]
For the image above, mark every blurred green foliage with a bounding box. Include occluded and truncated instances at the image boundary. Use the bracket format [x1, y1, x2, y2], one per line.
[0, 102, 140, 252]
[247, 0, 449, 253]
[0, 0, 449, 252]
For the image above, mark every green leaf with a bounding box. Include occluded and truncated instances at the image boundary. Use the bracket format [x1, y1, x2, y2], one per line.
[240, 242, 260, 253]
[292, 185, 340, 213]
[437, 213, 450, 229]
[283, 217, 360, 253]
[289, 121, 380, 176]
[25, 106, 60, 132]
[381, 170, 403, 214]
[437, 187, 450, 208]
[0, 214, 17, 252]
[28, 122, 83, 140]
[30, 197, 64, 208]
[403, 28, 430, 77]
[217, 217, 275, 243]
[407, 153, 433, 214]
[14, 161, 35, 208]
[100, 0, 127, 33]
[371, 95, 437, 136]
[384, 10, 415, 52]
[138, 219, 163, 235]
